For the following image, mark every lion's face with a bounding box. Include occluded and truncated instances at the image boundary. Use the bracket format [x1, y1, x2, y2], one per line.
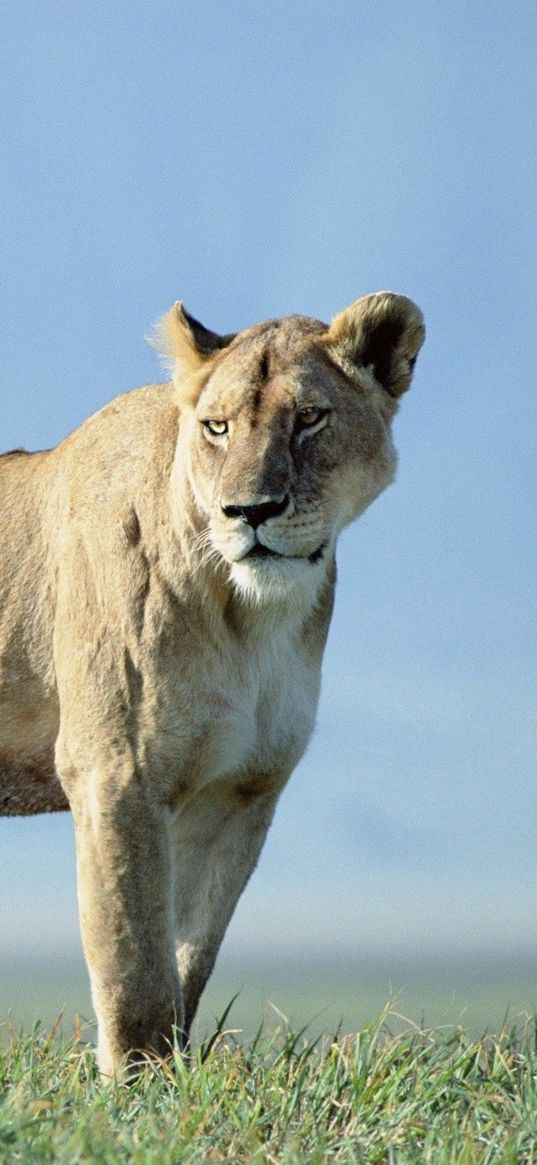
[163, 293, 424, 602]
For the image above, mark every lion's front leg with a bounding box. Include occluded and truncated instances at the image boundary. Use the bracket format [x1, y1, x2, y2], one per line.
[64, 766, 183, 1076]
[171, 777, 282, 1038]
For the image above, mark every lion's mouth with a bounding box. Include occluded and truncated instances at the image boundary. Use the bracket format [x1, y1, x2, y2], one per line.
[246, 544, 281, 560]
[243, 542, 326, 564]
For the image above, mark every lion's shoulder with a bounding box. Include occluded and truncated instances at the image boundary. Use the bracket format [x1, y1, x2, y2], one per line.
[51, 382, 178, 506]
[58, 381, 177, 455]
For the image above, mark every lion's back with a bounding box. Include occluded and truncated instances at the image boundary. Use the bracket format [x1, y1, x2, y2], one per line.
[0, 447, 54, 616]
[0, 382, 181, 816]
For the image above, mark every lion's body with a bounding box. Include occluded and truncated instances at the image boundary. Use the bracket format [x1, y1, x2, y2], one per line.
[0, 293, 424, 1074]
[1, 384, 326, 816]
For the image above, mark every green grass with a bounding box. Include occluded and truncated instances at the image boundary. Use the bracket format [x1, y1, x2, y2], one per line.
[2, 1008, 537, 1163]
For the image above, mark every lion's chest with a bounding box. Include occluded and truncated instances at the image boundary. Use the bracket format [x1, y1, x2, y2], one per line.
[174, 629, 319, 793]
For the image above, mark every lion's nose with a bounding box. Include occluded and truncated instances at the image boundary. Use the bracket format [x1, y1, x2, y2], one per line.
[221, 495, 290, 529]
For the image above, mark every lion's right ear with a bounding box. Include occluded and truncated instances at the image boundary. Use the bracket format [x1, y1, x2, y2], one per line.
[151, 302, 236, 402]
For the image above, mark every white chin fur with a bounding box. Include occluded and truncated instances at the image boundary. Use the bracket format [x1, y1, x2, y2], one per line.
[229, 553, 325, 607]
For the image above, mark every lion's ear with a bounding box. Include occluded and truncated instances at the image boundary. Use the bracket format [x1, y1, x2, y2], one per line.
[152, 302, 236, 380]
[326, 292, 425, 398]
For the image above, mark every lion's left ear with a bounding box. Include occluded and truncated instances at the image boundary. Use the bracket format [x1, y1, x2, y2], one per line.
[152, 301, 236, 379]
[326, 292, 425, 398]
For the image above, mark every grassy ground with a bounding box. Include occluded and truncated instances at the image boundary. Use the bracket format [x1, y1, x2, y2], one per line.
[2, 1008, 537, 1163]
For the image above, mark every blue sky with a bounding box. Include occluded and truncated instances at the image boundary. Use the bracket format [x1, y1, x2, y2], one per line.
[1, 1, 536, 961]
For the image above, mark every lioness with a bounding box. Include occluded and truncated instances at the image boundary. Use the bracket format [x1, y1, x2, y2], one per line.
[0, 292, 424, 1074]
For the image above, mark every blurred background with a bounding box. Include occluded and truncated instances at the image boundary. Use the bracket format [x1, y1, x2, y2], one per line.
[1, 1, 536, 1040]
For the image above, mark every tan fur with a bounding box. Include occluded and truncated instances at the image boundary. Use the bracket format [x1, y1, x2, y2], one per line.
[0, 291, 424, 1075]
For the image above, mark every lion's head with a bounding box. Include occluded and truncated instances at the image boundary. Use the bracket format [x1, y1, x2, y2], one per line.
[158, 292, 424, 602]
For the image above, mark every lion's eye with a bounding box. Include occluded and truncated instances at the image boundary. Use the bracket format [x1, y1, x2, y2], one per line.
[296, 407, 327, 430]
[203, 420, 228, 437]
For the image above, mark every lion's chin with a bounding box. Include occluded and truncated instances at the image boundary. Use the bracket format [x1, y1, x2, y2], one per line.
[228, 548, 326, 607]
